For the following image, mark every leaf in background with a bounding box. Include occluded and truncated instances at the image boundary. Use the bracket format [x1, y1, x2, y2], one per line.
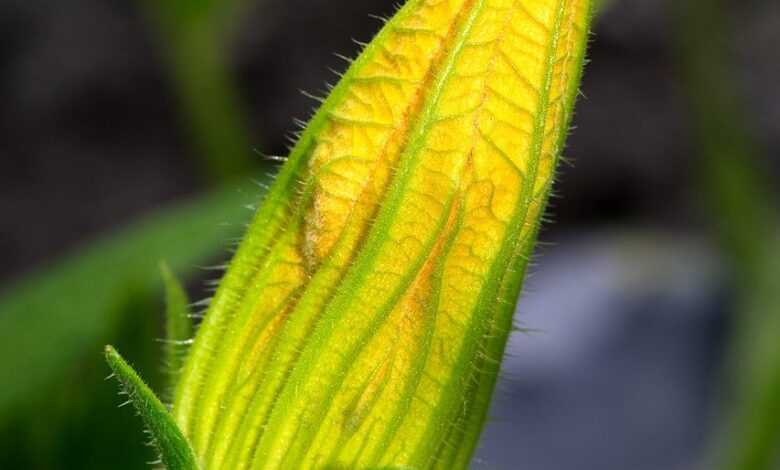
[0, 284, 161, 469]
[0, 183, 260, 423]
[172, 1, 594, 469]
[105, 345, 198, 470]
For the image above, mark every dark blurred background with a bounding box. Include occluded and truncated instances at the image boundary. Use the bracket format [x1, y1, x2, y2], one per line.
[0, 0, 778, 469]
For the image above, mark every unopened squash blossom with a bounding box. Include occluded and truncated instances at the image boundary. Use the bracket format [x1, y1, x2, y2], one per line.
[105, 0, 593, 469]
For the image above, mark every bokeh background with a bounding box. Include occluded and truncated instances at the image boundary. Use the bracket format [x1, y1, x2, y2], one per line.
[1, 0, 778, 468]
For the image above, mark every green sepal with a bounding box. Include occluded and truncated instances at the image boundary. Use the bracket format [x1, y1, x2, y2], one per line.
[159, 261, 194, 395]
[104, 345, 199, 470]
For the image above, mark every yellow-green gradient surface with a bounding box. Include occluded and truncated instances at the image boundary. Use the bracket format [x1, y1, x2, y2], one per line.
[174, 1, 592, 468]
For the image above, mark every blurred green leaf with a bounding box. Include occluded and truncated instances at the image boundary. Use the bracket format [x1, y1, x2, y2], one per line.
[0, 284, 160, 469]
[0, 183, 261, 422]
[105, 345, 198, 470]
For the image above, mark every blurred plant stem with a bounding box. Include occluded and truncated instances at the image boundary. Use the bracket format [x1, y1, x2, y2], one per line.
[673, 1, 780, 469]
[675, 0, 774, 277]
[592, 0, 615, 14]
[145, 0, 256, 182]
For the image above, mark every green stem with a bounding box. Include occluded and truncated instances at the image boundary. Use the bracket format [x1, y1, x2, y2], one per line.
[145, 0, 256, 182]
[674, 0, 774, 279]
[169, 25, 255, 182]
[673, 1, 780, 469]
